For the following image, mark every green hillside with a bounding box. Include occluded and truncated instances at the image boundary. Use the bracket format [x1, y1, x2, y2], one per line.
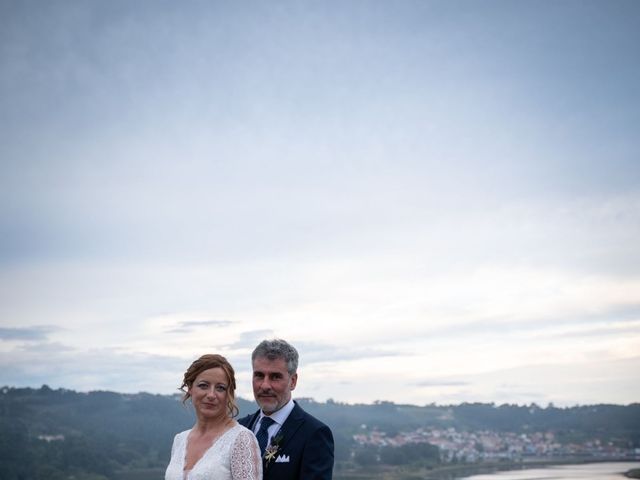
[1, 386, 638, 480]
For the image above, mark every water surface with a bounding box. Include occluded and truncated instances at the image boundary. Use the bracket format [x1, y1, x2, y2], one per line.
[462, 462, 640, 480]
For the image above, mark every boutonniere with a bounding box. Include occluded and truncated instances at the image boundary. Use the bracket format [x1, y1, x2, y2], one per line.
[263, 432, 284, 465]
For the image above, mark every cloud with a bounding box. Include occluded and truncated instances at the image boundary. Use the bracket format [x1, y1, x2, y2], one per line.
[455, 356, 640, 406]
[228, 330, 276, 349]
[1, 2, 639, 407]
[14, 341, 75, 354]
[0, 341, 183, 393]
[414, 380, 470, 388]
[164, 319, 234, 334]
[423, 302, 640, 340]
[295, 341, 403, 365]
[0, 325, 62, 342]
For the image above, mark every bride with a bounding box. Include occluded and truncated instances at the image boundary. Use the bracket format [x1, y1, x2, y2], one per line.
[165, 354, 262, 480]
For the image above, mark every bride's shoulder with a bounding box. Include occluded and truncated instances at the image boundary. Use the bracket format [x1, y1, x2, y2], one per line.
[231, 423, 258, 442]
[173, 429, 192, 442]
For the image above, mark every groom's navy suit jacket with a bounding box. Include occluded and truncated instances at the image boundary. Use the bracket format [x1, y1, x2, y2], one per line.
[239, 401, 334, 480]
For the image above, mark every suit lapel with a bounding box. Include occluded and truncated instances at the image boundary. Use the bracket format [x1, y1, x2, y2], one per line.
[259, 402, 306, 472]
[246, 410, 262, 431]
[274, 402, 305, 451]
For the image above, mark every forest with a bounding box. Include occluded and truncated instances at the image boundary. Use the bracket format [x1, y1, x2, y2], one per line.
[1, 385, 638, 480]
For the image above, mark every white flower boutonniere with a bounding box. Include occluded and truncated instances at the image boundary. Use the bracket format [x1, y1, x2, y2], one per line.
[263, 433, 284, 466]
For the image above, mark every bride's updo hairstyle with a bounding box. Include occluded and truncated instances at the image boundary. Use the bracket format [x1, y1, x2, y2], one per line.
[180, 354, 239, 417]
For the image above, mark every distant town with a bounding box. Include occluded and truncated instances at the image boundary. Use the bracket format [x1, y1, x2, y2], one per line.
[354, 427, 640, 463]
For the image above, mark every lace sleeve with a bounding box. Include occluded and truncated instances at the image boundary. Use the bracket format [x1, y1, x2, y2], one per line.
[230, 428, 263, 480]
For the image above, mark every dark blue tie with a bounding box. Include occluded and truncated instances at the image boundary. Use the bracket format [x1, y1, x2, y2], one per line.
[256, 416, 275, 455]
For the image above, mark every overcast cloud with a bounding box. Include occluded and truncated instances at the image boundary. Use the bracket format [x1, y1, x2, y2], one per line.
[1, 1, 639, 406]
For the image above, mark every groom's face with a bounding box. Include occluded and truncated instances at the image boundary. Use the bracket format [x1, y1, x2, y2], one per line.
[252, 356, 298, 415]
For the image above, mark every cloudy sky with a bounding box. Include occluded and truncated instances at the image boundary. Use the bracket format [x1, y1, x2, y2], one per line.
[1, 1, 639, 407]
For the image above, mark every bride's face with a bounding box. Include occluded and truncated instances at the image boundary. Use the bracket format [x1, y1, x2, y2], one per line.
[189, 367, 230, 420]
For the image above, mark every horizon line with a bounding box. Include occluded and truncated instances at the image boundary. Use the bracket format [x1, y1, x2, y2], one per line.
[3, 384, 638, 409]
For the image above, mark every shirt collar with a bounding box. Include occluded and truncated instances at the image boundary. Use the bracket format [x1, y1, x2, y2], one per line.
[259, 397, 295, 428]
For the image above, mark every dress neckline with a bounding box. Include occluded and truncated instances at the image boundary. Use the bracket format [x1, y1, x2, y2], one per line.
[183, 423, 238, 473]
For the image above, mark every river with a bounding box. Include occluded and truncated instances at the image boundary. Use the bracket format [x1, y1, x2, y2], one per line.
[460, 462, 640, 480]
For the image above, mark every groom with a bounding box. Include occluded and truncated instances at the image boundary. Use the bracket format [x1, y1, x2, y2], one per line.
[239, 338, 334, 479]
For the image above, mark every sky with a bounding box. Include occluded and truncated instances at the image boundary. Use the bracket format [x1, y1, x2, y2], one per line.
[1, 1, 639, 407]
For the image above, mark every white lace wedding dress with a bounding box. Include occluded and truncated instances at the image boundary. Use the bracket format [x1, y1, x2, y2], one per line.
[165, 424, 262, 480]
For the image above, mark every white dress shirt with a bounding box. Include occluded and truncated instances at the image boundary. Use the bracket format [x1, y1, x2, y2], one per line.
[254, 397, 295, 447]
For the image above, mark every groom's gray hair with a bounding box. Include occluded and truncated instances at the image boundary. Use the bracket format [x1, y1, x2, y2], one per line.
[252, 338, 299, 375]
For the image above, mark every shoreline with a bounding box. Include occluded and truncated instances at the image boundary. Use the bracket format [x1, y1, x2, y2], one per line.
[423, 459, 640, 480]
[334, 458, 640, 480]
